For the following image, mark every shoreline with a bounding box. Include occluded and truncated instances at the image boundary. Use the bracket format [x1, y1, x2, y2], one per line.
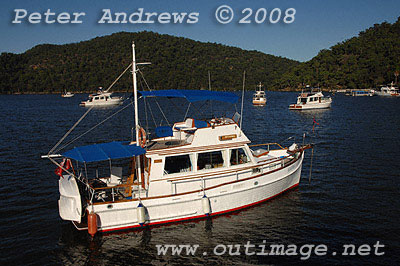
[1, 88, 337, 95]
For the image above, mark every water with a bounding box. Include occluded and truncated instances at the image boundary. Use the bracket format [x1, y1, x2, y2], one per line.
[0, 92, 399, 265]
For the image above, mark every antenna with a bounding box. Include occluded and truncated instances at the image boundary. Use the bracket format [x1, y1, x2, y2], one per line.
[239, 71, 245, 131]
[208, 71, 211, 91]
[208, 71, 213, 117]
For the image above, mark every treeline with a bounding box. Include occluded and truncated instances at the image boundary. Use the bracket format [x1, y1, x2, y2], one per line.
[274, 17, 400, 90]
[0, 31, 298, 94]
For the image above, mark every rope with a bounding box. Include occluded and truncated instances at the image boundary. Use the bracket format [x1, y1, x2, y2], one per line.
[309, 147, 314, 183]
[145, 97, 158, 128]
[137, 68, 170, 126]
[144, 96, 149, 140]
[104, 63, 133, 93]
[48, 106, 94, 155]
[54, 101, 133, 153]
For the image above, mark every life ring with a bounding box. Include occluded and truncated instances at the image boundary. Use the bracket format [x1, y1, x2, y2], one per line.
[138, 127, 147, 147]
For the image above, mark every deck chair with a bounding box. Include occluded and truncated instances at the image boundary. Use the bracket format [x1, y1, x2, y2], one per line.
[107, 166, 123, 187]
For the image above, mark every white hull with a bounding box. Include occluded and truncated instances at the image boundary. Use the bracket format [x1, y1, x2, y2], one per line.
[80, 99, 123, 106]
[61, 92, 74, 98]
[289, 101, 331, 110]
[252, 98, 267, 105]
[71, 152, 304, 232]
[374, 91, 400, 97]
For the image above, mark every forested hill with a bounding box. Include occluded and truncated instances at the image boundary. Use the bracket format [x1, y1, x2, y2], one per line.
[274, 17, 400, 90]
[0, 31, 298, 94]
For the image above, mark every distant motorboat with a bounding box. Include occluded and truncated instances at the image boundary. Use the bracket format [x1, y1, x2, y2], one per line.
[351, 90, 374, 97]
[61, 91, 74, 98]
[80, 87, 123, 107]
[374, 82, 400, 97]
[289, 86, 332, 110]
[252, 82, 267, 106]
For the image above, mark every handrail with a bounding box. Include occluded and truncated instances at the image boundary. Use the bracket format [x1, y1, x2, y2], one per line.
[167, 167, 251, 185]
[248, 143, 285, 150]
[167, 152, 296, 186]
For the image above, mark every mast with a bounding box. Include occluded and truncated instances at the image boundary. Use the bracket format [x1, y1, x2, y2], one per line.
[132, 41, 140, 146]
[208, 71, 213, 117]
[132, 41, 143, 196]
[239, 71, 245, 133]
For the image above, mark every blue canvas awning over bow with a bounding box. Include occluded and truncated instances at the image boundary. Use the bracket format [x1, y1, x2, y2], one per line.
[62, 141, 146, 163]
[139, 89, 239, 103]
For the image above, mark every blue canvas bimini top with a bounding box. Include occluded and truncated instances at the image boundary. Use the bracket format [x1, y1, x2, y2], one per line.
[62, 141, 146, 163]
[139, 89, 239, 103]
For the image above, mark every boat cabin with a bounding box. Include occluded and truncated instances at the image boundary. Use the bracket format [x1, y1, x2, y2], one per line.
[67, 116, 256, 200]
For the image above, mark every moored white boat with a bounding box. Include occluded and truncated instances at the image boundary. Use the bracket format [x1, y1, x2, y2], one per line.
[374, 82, 400, 97]
[252, 82, 267, 106]
[61, 91, 74, 98]
[289, 87, 332, 110]
[44, 42, 312, 236]
[80, 87, 123, 106]
[351, 89, 374, 96]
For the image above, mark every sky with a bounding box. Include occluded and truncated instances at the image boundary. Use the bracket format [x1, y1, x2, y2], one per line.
[0, 0, 399, 62]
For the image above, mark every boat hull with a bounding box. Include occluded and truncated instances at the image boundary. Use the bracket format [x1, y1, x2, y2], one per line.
[73, 152, 304, 233]
[253, 99, 267, 106]
[80, 99, 123, 107]
[289, 101, 331, 110]
[374, 92, 400, 97]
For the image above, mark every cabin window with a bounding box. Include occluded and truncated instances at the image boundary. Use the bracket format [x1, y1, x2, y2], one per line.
[164, 154, 192, 175]
[94, 97, 99, 100]
[100, 96, 105, 100]
[230, 148, 249, 165]
[197, 151, 224, 170]
[300, 98, 307, 104]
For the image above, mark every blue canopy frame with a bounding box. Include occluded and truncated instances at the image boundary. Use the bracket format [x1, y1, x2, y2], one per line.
[62, 141, 146, 163]
[138, 89, 239, 103]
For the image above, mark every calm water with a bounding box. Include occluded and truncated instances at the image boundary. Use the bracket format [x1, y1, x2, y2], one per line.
[0, 92, 399, 265]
